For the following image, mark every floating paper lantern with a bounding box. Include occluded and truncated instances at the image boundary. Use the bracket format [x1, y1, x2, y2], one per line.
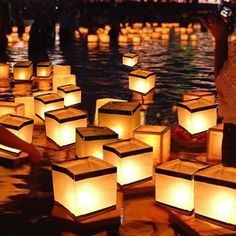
[12, 26, 18, 33]
[36, 61, 52, 77]
[35, 73, 52, 91]
[122, 53, 138, 67]
[182, 91, 215, 104]
[52, 157, 117, 217]
[129, 69, 156, 94]
[98, 33, 110, 44]
[0, 114, 34, 154]
[103, 138, 153, 186]
[87, 34, 98, 43]
[94, 98, 127, 126]
[131, 36, 141, 45]
[13, 61, 33, 81]
[155, 159, 209, 214]
[57, 84, 81, 107]
[0, 101, 24, 117]
[34, 93, 64, 120]
[45, 107, 87, 147]
[177, 98, 217, 134]
[180, 34, 188, 41]
[53, 65, 71, 76]
[22, 33, 30, 42]
[118, 35, 128, 44]
[207, 123, 223, 162]
[194, 164, 236, 229]
[98, 101, 141, 139]
[12, 80, 33, 96]
[76, 126, 118, 159]
[133, 125, 171, 164]
[52, 74, 76, 92]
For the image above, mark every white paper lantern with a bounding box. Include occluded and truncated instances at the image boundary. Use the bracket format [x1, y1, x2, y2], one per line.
[52, 157, 117, 217]
[0, 63, 10, 89]
[36, 62, 52, 77]
[103, 138, 153, 186]
[76, 126, 118, 160]
[53, 65, 71, 76]
[45, 107, 87, 147]
[122, 53, 138, 67]
[13, 61, 33, 81]
[52, 74, 76, 92]
[0, 101, 24, 117]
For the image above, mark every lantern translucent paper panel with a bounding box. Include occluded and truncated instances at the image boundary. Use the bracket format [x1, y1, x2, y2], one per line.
[87, 34, 98, 43]
[155, 159, 209, 214]
[177, 98, 217, 134]
[36, 62, 52, 77]
[122, 53, 138, 67]
[133, 125, 171, 164]
[52, 74, 76, 92]
[194, 164, 236, 229]
[53, 65, 71, 75]
[45, 107, 87, 147]
[76, 127, 118, 160]
[103, 138, 153, 186]
[34, 93, 64, 120]
[94, 98, 127, 126]
[13, 61, 33, 80]
[0, 101, 24, 117]
[52, 157, 117, 217]
[0, 63, 10, 88]
[57, 84, 81, 107]
[128, 69, 156, 94]
[35, 73, 52, 91]
[207, 123, 223, 162]
[98, 101, 141, 139]
[0, 114, 34, 154]
[182, 91, 215, 104]
[98, 34, 110, 44]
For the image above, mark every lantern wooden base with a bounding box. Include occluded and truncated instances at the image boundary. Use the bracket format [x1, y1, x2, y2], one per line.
[0, 151, 28, 168]
[51, 192, 122, 235]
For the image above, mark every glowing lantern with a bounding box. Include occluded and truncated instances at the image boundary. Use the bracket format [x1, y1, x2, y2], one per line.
[52, 157, 117, 217]
[190, 34, 197, 41]
[13, 61, 33, 81]
[132, 36, 141, 45]
[161, 34, 169, 40]
[22, 33, 30, 42]
[194, 164, 236, 229]
[177, 98, 217, 134]
[0, 101, 24, 117]
[94, 98, 127, 126]
[182, 91, 215, 104]
[79, 27, 89, 35]
[98, 101, 141, 139]
[129, 69, 156, 94]
[207, 123, 223, 162]
[133, 125, 171, 164]
[52, 74, 76, 92]
[180, 34, 188, 41]
[12, 80, 33, 96]
[122, 53, 138, 67]
[76, 127, 118, 160]
[98, 33, 110, 44]
[12, 26, 18, 33]
[34, 93, 64, 120]
[35, 73, 52, 91]
[0, 114, 34, 154]
[53, 65, 71, 76]
[151, 32, 160, 40]
[103, 138, 153, 186]
[155, 159, 209, 213]
[57, 84, 81, 107]
[118, 35, 128, 44]
[36, 62, 52, 77]
[45, 107, 87, 147]
[0, 63, 10, 89]
[87, 34, 98, 43]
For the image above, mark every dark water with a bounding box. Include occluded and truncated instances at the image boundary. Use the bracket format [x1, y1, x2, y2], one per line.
[0, 27, 216, 235]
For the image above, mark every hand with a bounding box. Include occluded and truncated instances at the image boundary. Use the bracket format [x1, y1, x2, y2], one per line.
[201, 15, 229, 42]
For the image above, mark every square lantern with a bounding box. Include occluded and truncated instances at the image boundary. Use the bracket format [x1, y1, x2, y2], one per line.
[12, 80, 33, 97]
[76, 127, 118, 160]
[45, 107, 87, 147]
[0, 101, 24, 117]
[194, 164, 236, 229]
[57, 84, 81, 107]
[0, 114, 34, 154]
[53, 65, 71, 76]
[52, 157, 117, 218]
[35, 73, 52, 91]
[128, 69, 156, 94]
[13, 61, 33, 80]
[207, 123, 224, 162]
[155, 159, 210, 214]
[34, 93, 64, 120]
[0, 63, 10, 88]
[122, 53, 138, 67]
[182, 91, 215, 104]
[98, 101, 141, 139]
[36, 62, 52, 77]
[94, 98, 127, 126]
[133, 125, 171, 164]
[52, 74, 76, 92]
[177, 98, 218, 135]
[103, 138, 153, 186]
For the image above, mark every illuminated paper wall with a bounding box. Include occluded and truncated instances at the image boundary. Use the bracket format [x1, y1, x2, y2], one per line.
[76, 126, 118, 160]
[122, 53, 138, 67]
[53, 65, 71, 76]
[155, 159, 209, 214]
[182, 91, 215, 104]
[194, 164, 236, 229]
[45, 107, 87, 147]
[177, 98, 217, 134]
[13, 61, 33, 80]
[103, 138, 153, 186]
[52, 157, 117, 217]
[36, 62, 52, 77]
[98, 101, 141, 139]
[0, 63, 10, 89]
[52, 74, 76, 92]
[0, 101, 24, 117]
[35, 73, 52, 91]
